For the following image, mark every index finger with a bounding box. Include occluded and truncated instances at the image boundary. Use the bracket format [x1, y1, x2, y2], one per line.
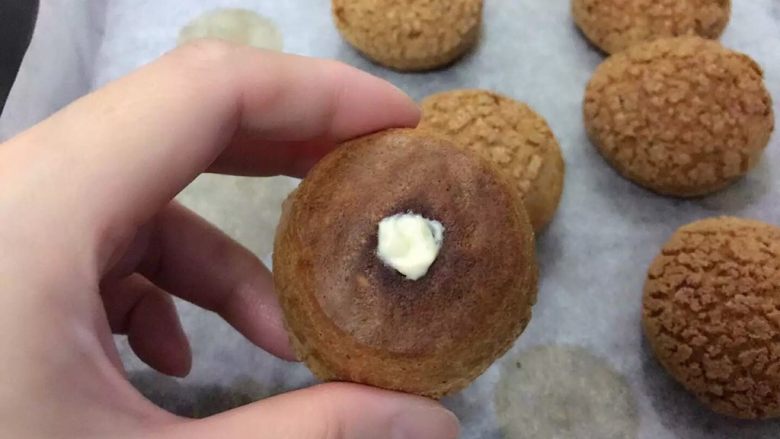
[3, 41, 419, 269]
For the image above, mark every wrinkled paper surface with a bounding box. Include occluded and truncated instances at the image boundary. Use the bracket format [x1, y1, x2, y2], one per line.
[3, 1, 780, 437]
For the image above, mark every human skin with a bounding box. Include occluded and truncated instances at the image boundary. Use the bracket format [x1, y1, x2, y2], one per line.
[0, 40, 459, 439]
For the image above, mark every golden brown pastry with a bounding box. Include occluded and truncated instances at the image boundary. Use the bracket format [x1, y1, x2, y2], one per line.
[572, 0, 731, 54]
[643, 217, 780, 419]
[331, 0, 483, 71]
[584, 37, 774, 197]
[273, 128, 538, 398]
[420, 89, 565, 231]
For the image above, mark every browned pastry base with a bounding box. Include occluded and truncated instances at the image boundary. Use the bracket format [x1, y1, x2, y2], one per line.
[331, 0, 483, 72]
[572, 0, 731, 54]
[643, 217, 780, 419]
[419, 89, 565, 232]
[584, 36, 774, 197]
[273, 128, 538, 398]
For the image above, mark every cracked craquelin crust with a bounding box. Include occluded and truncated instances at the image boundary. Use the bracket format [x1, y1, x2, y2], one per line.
[572, 0, 731, 54]
[643, 217, 780, 419]
[419, 89, 565, 232]
[584, 36, 774, 197]
[273, 129, 538, 398]
[332, 0, 483, 71]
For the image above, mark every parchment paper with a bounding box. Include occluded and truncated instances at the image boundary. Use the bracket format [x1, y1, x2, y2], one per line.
[2, 1, 780, 437]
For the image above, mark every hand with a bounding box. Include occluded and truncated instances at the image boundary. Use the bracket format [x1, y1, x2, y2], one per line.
[0, 41, 459, 439]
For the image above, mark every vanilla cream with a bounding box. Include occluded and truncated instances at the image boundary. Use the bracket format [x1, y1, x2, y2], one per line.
[377, 213, 444, 280]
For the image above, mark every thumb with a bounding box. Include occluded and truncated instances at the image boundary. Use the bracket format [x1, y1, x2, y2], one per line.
[170, 383, 460, 439]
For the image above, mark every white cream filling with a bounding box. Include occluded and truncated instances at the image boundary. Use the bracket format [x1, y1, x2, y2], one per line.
[377, 213, 444, 281]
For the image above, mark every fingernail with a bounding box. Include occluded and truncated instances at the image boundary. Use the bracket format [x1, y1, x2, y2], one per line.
[392, 404, 460, 439]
